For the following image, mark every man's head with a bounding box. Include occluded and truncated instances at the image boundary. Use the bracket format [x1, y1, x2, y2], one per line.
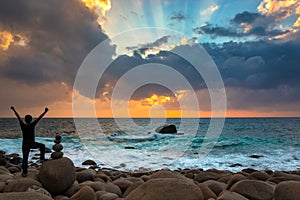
[25, 115, 32, 123]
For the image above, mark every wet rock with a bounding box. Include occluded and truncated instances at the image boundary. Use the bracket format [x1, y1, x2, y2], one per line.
[82, 160, 97, 166]
[155, 124, 177, 133]
[248, 155, 264, 159]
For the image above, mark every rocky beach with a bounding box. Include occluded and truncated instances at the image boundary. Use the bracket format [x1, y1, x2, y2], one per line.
[0, 136, 299, 200]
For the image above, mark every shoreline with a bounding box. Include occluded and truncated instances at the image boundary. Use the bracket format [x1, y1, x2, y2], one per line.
[0, 150, 299, 199]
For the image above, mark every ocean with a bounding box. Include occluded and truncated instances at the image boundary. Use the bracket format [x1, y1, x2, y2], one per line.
[0, 118, 299, 172]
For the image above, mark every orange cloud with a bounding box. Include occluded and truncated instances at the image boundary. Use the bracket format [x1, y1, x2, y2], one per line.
[0, 31, 14, 51]
[0, 31, 29, 51]
[81, 0, 111, 15]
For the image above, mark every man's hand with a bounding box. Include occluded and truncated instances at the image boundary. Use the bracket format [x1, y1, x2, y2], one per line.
[45, 107, 49, 112]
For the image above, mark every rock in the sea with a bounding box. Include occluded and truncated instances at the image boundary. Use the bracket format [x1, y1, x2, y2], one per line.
[82, 160, 97, 166]
[124, 178, 203, 200]
[0, 192, 53, 200]
[4, 178, 42, 192]
[39, 157, 76, 194]
[69, 186, 96, 200]
[230, 180, 273, 200]
[274, 180, 300, 200]
[155, 124, 177, 133]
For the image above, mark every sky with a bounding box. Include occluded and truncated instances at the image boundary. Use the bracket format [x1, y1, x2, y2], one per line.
[0, 0, 300, 118]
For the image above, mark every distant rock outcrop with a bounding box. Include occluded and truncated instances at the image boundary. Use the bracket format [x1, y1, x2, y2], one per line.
[155, 124, 177, 134]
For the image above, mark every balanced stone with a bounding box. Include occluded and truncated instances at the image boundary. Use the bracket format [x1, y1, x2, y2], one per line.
[53, 143, 63, 152]
[51, 152, 64, 159]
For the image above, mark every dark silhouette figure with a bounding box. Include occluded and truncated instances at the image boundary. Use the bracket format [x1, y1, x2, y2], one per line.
[11, 106, 49, 177]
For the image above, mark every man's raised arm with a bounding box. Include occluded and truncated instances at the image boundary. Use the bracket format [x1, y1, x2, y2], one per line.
[11, 106, 22, 123]
[33, 108, 49, 124]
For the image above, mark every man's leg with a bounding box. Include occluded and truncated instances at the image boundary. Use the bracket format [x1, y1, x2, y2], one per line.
[22, 145, 30, 175]
[32, 142, 45, 160]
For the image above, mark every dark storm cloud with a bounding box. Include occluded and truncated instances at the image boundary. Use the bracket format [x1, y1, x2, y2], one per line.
[126, 36, 170, 56]
[0, 0, 109, 86]
[170, 12, 187, 22]
[101, 31, 300, 110]
[231, 11, 261, 24]
[194, 11, 288, 39]
[194, 23, 288, 38]
[202, 37, 300, 91]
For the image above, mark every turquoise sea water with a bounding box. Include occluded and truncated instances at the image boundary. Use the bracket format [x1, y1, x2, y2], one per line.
[0, 118, 299, 171]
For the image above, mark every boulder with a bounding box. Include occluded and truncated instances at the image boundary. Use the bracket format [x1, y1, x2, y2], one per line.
[217, 190, 249, 200]
[113, 179, 132, 193]
[274, 180, 300, 200]
[226, 174, 246, 190]
[99, 193, 119, 200]
[150, 170, 188, 180]
[203, 180, 226, 196]
[4, 178, 42, 192]
[155, 124, 177, 133]
[105, 182, 122, 197]
[230, 180, 273, 200]
[123, 181, 143, 197]
[198, 183, 217, 199]
[77, 181, 105, 192]
[76, 169, 96, 183]
[124, 178, 203, 200]
[39, 157, 76, 194]
[69, 186, 96, 200]
[0, 192, 53, 200]
[27, 185, 52, 197]
[250, 171, 270, 181]
[272, 171, 300, 181]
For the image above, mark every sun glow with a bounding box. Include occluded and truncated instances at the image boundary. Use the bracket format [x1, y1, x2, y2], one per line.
[0, 31, 28, 51]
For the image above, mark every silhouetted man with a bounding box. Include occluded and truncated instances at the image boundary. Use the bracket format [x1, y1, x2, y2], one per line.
[11, 106, 48, 177]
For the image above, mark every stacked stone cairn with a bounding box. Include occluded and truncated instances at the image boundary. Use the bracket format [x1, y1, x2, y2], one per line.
[51, 135, 63, 159]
